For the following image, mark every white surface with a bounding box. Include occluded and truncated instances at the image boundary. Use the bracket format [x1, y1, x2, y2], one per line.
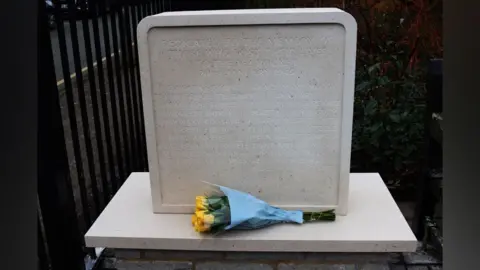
[137, 8, 357, 215]
[84, 173, 417, 252]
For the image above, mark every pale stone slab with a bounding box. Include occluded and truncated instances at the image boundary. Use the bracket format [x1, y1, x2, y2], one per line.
[137, 8, 357, 215]
[84, 173, 417, 252]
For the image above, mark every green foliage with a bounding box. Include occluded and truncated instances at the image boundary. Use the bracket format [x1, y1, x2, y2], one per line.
[243, 0, 440, 188]
[346, 1, 440, 188]
[351, 52, 427, 187]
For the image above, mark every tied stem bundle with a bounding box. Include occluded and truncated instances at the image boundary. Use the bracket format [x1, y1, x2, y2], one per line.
[192, 194, 336, 234]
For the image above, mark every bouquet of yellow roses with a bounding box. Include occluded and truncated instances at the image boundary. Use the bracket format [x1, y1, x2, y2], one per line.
[192, 184, 335, 234]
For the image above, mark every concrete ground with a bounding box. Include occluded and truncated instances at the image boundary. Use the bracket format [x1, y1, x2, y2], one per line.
[50, 15, 115, 81]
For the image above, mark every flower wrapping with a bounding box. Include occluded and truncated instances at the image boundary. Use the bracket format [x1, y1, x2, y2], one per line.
[192, 184, 335, 233]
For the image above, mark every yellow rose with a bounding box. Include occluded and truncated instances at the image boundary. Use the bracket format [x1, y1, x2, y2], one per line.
[196, 196, 208, 211]
[195, 210, 205, 220]
[193, 210, 214, 232]
[203, 213, 215, 226]
[193, 218, 208, 232]
[194, 222, 209, 232]
[191, 214, 197, 226]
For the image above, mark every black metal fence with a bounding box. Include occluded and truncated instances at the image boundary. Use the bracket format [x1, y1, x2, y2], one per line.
[37, 0, 174, 269]
[413, 59, 443, 256]
[38, 1, 260, 268]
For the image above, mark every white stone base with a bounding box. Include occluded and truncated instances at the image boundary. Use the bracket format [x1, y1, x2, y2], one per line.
[85, 173, 417, 252]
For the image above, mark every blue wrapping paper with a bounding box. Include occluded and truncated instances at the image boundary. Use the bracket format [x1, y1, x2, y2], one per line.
[216, 185, 304, 230]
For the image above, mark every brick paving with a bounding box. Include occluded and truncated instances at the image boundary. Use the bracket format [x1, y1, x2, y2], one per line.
[97, 243, 442, 270]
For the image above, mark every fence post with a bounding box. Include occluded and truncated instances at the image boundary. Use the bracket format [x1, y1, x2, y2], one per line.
[37, 0, 85, 269]
[413, 59, 443, 240]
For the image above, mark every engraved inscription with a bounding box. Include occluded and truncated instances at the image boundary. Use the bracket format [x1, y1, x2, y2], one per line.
[147, 24, 346, 206]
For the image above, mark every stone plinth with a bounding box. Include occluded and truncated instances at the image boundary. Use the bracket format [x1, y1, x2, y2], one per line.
[85, 173, 417, 253]
[137, 8, 357, 214]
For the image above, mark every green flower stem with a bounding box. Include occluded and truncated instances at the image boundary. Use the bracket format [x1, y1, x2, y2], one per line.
[303, 210, 336, 222]
[206, 196, 228, 211]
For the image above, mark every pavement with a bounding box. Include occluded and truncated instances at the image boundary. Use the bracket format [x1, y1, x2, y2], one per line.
[97, 243, 443, 270]
[50, 14, 116, 82]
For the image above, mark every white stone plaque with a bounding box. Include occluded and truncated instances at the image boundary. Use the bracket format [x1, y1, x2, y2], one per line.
[137, 8, 357, 215]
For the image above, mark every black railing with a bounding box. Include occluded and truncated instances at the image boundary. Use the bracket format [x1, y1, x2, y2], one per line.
[413, 59, 443, 246]
[38, 1, 171, 269]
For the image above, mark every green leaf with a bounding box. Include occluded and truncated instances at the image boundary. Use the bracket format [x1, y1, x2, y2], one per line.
[356, 81, 371, 92]
[370, 121, 383, 132]
[378, 76, 390, 85]
[395, 60, 403, 70]
[371, 125, 384, 142]
[367, 63, 381, 75]
[365, 99, 378, 115]
[389, 112, 401, 123]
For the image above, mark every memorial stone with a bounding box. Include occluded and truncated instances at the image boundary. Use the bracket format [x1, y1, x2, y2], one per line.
[137, 8, 357, 215]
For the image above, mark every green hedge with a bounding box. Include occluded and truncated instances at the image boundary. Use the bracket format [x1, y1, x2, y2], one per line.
[225, 0, 442, 188]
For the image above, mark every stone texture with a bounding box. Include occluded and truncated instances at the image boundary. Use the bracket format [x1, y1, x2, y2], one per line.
[115, 260, 192, 270]
[403, 252, 440, 264]
[224, 252, 304, 261]
[84, 173, 417, 253]
[403, 244, 441, 265]
[355, 264, 390, 270]
[278, 264, 356, 270]
[103, 248, 116, 257]
[389, 265, 406, 270]
[195, 262, 273, 270]
[143, 250, 224, 260]
[406, 267, 428, 270]
[100, 257, 117, 269]
[138, 9, 357, 215]
[304, 253, 398, 264]
[388, 253, 403, 264]
[115, 249, 141, 259]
